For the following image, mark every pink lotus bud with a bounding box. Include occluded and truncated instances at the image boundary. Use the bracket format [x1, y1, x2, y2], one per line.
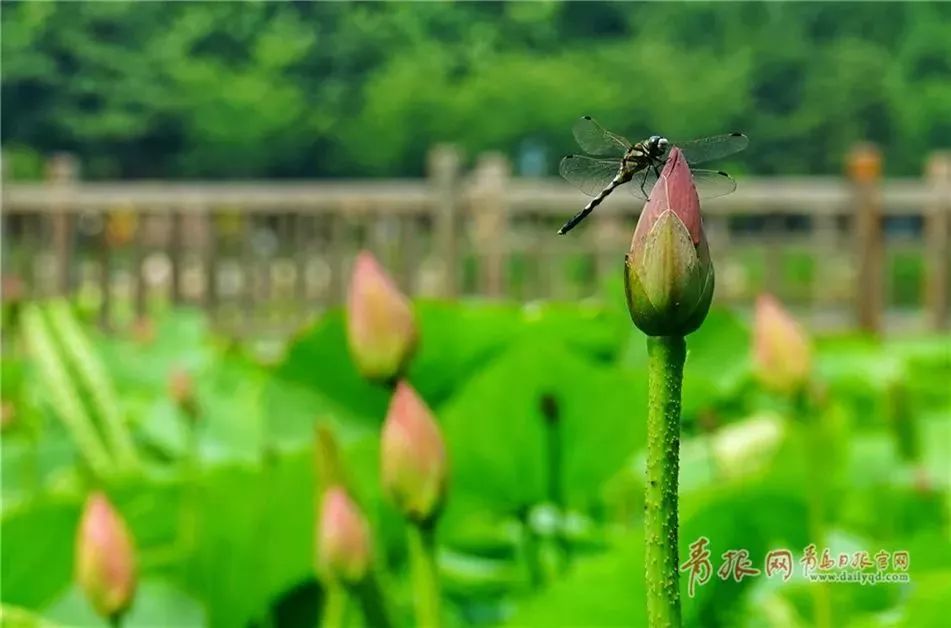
[317, 486, 372, 583]
[624, 148, 714, 336]
[752, 294, 812, 394]
[75, 492, 137, 621]
[381, 382, 448, 523]
[346, 251, 419, 383]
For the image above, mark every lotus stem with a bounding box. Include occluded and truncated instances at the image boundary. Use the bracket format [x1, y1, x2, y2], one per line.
[645, 335, 685, 628]
[322, 583, 347, 628]
[407, 523, 441, 628]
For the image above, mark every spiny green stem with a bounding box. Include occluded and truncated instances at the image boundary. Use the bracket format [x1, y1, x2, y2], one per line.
[408, 523, 441, 628]
[645, 335, 685, 628]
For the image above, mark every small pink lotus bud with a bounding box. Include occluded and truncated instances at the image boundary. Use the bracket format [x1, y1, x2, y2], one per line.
[624, 148, 714, 336]
[75, 492, 137, 621]
[752, 294, 812, 394]
[381, 382, 448, 523]
[317, 486, 372, 583]
[346, 251, 419, 383]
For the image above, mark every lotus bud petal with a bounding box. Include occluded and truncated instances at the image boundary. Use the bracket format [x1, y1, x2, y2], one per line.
[346, 251, 419, 383]
[624, 148, 714, 336]
[381, 381, 448, 523]
[752, 294, 812, 394]
[317, 486, 373, 584]
[75, 492, 137, 621]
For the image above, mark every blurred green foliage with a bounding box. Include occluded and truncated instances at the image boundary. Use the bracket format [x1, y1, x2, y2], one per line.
[3, 1, 951, 179]
[1, 300, 949, 626]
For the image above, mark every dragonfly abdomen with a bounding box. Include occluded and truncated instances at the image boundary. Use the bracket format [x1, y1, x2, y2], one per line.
[557, 172, 631, 235]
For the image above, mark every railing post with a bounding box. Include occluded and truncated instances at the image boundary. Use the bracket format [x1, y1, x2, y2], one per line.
[925, 151, 951, 331]
[133, 211, 148, 320]
[848, 143, 883, 335]
[473, 153, 509, 298]
[169, 210, 184, 304]
[46, 153, 78, 297]
[327, 210, 347, 305]
[428, 145, 461, 298]
[204, 208, 219, 318]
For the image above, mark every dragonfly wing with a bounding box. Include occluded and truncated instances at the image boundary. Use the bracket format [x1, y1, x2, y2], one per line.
[572, 116, 631, 157]
[559, 154, 621, 197]
[675, 132, 749, 166]
[692, 169, 737, 199]
[629, 167, 737, 200]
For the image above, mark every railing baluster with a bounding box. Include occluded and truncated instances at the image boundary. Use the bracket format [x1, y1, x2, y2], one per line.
[294, 211, 310, 319]
[474, 153, 509, 299]
[169, 210, 184, 305]
[925, 152, 951, 331]
[204, 208, 218, 321]
[133, 211, 148, 320]
[327, 210, 346, 306]
[99, 211, 112, 330]
[429, 145, 461, 299]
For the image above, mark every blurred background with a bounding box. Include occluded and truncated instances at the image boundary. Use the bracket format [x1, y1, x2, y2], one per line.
[1, 2, 949, 627]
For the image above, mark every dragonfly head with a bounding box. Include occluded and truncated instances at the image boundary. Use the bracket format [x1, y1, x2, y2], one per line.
[647, 135, 670, 157]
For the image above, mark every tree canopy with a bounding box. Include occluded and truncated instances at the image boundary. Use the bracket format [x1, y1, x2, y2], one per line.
[3, 1, 950, 179]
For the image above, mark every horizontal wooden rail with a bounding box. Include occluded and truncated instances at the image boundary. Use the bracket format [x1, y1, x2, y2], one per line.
[3, 177, 948, 217]
[1, 145, 949, 336]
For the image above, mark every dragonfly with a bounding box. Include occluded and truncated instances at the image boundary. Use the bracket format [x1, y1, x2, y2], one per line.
[557, 116, 749, 234]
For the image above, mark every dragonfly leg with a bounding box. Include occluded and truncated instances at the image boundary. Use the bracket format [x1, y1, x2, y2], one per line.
[639, 168, 653, 200]
[639, 161, 663, 199]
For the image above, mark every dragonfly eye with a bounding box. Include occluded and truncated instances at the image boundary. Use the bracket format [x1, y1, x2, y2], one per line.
[658, 138, 670, 151]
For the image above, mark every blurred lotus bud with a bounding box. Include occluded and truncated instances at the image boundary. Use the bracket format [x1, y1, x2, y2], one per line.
[75, 492, 137, 621]
[381, 381, 448, 523]
[2, 273, 24, 303]
[1, 399, 15, 432]
[913, 466, 933, 495]
[317, 486, 372, 584]
[697, 409, 719, 434]
[314, 423, 347, 496]
[624, 148, 714, 336]
[106, 210, 137, 248]
[752, 294, 812, 394]
[131, 316, 155, 346]
[346, 251, 418, 383]
[168, 367, 198, 419]
[711, 414, 785, 480]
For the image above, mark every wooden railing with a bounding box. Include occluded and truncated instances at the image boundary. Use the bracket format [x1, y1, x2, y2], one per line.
[2, 146, 949, 336]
